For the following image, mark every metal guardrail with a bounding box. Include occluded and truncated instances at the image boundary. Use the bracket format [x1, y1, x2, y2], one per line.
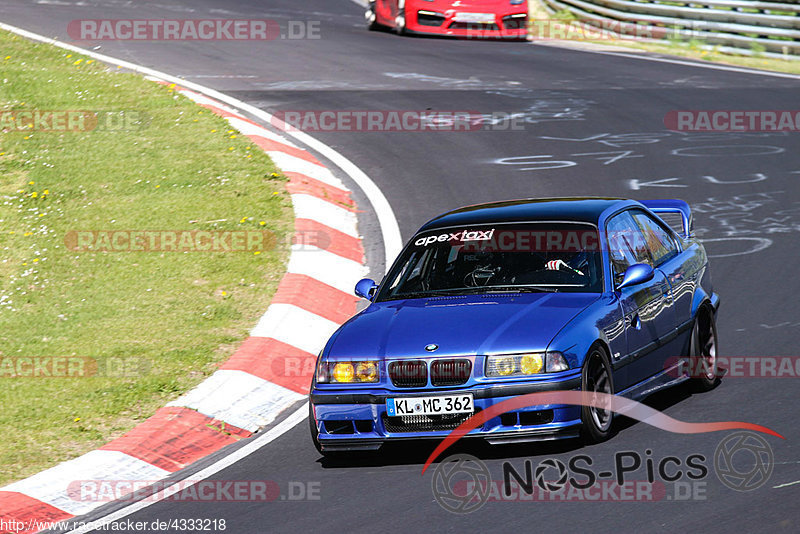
[539, 0, 800, 59]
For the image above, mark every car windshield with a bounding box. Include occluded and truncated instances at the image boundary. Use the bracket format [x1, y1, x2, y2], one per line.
[376, 222, 603, 301]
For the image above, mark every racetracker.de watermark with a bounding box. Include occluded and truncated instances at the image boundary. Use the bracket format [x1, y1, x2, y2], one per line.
[67, 19, 320, 41]
[64, 230, 278, 253]
[0, 356, 150, 378]
[271, 110, 530, 132]
[0, 109, 149, 132]
[665, 110, 800, 132]
[667, 355, 800, 379]
[66, 479, 320, 502]
[529, 19, 701, 41]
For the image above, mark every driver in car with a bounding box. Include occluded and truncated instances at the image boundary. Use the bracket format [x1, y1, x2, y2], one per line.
[544, 251, 586, 276]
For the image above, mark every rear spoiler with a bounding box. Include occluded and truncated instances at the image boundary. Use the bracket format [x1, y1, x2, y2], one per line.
[640, 199, 693, 239]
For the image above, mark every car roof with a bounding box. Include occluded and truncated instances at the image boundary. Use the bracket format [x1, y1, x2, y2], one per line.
[418, 197, 636, 232]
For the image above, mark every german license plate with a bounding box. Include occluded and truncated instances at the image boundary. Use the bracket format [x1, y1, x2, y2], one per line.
[386, 394, 474, 416]
[453, 12, 496, 24]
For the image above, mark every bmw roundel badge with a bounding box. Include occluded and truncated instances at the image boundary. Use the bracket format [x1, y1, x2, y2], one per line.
[425, 344, 439, 352]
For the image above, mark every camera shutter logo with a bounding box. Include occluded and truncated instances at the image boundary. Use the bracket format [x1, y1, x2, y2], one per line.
[431, 454, 491, 514]
[714, 431, 774, 491]
[535, 458, 569, 492]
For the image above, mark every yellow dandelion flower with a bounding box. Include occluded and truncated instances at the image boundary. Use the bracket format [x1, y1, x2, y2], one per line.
[221, 291, 227, 296]
[38, 213, 45, 217]
[240, 217, 247, 223]
[272, 192, 279, 196]
[228, 147, 234, 151]
[22, 262, 27, 266]
[31, 192, 38, 198]
[254, 251, 261, 255]
[33, 258, 39, 262]
[43, 189, 49, 195]
[74, 417, 80, 422]
[74, 59, 82, 65]
[3, 56, 9, 60]
[66, 54, 72, 58]
[155, 185, 160, 188]
[229, 134, 237, 139]
[210, 129, 217, 133]
[28, 181, 34, 185]
[259, 221, 266, 226]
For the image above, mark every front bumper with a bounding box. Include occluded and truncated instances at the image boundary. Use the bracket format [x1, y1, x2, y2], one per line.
[310, 375, 582, 451]
[406, 9, 528, 40]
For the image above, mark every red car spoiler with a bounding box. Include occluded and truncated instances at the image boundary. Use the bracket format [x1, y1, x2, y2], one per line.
[640, 199, 693, 239]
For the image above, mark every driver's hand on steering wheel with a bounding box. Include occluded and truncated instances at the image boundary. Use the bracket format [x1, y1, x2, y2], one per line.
[546, 259, 584, 276]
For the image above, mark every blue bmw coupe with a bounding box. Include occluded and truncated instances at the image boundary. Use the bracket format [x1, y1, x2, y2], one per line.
[309, 197, 720, 454]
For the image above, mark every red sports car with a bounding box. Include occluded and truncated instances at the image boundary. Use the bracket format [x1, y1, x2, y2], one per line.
[365, 0, 528, 39]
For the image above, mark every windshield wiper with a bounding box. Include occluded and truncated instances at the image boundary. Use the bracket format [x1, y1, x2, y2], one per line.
[382, 285, 559, 301]
[482, 285, 558, 293]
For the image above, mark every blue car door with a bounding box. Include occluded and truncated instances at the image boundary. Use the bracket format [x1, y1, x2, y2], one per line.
[631, 210, 689, 370]
[606, 211, 678, 390]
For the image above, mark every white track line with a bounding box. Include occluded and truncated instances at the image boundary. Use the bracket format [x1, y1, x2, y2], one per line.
[0, 21, 403, 270]
[287, 246, 369, 294]
[250, 303, 340, 354]
[2, 451, 170, 516]
[570, 48, 800, 80]
[166, 370, 305, 432]
[63, 404, 309, 533]
[290, 194, 360, 237]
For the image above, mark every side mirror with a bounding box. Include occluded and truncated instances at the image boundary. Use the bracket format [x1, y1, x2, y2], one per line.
[616, 263, 654, 290]
[354, 278, 378, 300]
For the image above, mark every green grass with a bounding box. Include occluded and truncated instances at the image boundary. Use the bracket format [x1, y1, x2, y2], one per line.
[0, 31, 293, 484]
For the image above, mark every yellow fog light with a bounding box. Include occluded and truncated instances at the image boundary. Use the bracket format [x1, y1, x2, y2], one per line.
[494, 356, 516, 376]
[520, 354, 543, 375]
[355, 361, 378, 382]
[332, 362, 355, 383]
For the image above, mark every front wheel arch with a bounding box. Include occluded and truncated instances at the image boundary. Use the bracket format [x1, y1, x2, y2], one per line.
[579, 342, 616, 444]
[687, 303, 720, 392]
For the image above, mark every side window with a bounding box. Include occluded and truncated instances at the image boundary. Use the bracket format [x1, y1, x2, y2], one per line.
[606, 211, 651, 281]
[631, 211, 678, 266]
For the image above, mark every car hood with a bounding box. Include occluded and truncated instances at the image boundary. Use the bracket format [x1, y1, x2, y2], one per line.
[327, 292, 599, 360]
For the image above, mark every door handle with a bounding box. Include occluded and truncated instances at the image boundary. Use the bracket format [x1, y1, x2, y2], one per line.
[662, 289, 672, 304]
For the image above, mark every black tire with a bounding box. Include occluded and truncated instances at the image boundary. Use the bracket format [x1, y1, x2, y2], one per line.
[688, 308, 720, 392]
[580, 345, 615, 444]
[365, 1, 381, 31]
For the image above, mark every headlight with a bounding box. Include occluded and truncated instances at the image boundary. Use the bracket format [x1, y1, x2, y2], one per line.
[332, 362, 355, 383]
[316, 360, 380, 383]
[486, 352, 568, 377]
